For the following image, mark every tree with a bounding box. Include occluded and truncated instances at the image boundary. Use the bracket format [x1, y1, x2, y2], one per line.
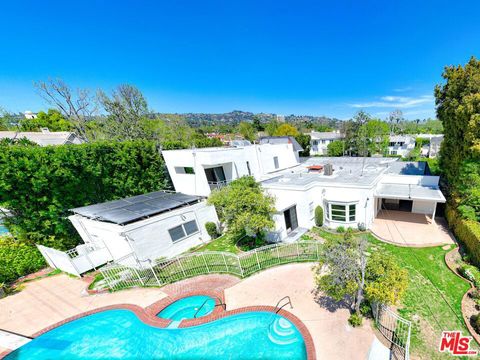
[359, 119, 389, 156]
[314, 232, 407, 315]
[344, 111, 370, 156]
[35, 79, 98, 140]
[237, 121, 256, 142]
[207, 176, 275, 248]
[388, 110, 404, 134]
[19, 109, 72, 132]
[273, 123, 299, 137]
[295, 133, 311, 156]
[327, 140, 345, 156]
[264, 120, 280, 136]
[252, 115, 264, 131]
[98, 84, 150, 140]
[314, 206, 324, 226]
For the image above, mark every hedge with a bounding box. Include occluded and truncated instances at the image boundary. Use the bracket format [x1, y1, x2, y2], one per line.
[0, 140, 171, 249]
[0, 237, 46, 284]
[446, 203, 480, 266]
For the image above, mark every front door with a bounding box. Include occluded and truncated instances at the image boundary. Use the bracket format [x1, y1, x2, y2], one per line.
[284, 206, 298, 232]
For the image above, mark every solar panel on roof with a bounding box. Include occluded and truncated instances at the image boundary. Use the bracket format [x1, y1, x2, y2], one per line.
[70, 191, 202, 225]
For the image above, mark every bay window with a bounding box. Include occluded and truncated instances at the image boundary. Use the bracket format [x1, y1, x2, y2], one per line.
[327, 202, 357, 223]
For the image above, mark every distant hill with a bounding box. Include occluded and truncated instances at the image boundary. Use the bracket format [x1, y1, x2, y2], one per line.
[154, 110, 342, 128]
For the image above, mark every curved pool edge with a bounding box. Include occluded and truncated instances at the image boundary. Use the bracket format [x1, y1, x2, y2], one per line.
[0, 292, 316, 360]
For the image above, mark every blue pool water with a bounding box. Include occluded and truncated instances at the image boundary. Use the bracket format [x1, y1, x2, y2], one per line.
[157, 295, 216, 320]
[6, 310, 307, 359]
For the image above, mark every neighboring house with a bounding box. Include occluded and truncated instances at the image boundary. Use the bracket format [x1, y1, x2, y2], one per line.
[0, 129, 84, 146]
[387, 135, 416, 157]
[261, 157, 445, 241]
[38, 191, 218, 276]
[417, 134, 444, 158]
[309, 131, 344, 155]
[24, 110, 37, 119]
[162, 136, 303, 197]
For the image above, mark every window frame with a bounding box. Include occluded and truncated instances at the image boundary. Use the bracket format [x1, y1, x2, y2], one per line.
[168, 219, 200, 243]
[326, 202, 357, 223]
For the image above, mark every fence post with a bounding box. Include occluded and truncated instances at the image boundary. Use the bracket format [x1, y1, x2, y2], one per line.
[255, 250, 261, 270]
[202, 253, 210, 273]
[177, 257, 187, 277]
[149, 262, 162, 286]
[237, 256, 244, 277]
[133, 267, 144, 286]
[222, 253, 229, 272]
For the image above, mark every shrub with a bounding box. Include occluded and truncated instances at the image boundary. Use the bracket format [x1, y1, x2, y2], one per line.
[314, 206, 324, 227]
[336, 226, 345, 233]
[360, 301, 372, 317]
[205, 222, 219, 239]
[348, 313, 363, 327]
[471, 314, 480, 334]
[0, 237, 46, 284]
[455, 220, 480, 267]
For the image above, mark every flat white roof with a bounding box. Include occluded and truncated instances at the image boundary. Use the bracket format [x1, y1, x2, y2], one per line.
[375, 183, 446, 202]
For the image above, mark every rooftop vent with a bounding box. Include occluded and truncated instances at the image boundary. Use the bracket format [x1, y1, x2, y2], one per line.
[324, 163, 334, 176]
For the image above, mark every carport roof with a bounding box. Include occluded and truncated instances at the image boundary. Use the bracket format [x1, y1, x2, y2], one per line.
[375, 183, 446, 202]
[70, 191, 202, 225]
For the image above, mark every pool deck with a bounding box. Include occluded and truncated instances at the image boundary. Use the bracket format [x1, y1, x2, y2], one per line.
[0, 265, 382, 359]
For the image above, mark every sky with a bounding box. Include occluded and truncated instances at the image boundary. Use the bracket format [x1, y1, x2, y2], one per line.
[0, 0, 479, 120]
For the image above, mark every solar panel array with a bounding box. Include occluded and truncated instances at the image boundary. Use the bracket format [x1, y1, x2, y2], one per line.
[71, 191, 202, 225]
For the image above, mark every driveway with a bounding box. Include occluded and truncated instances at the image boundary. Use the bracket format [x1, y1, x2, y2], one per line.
[371, 210, 455, 247]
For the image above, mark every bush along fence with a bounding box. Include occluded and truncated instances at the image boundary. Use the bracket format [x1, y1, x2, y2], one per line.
[100, 241, 321, 291]
[371, 302, 411, 360]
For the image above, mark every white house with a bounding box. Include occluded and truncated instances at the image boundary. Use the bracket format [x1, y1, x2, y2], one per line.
[162, 136, 303, 197]
[310, 131, 344, 155]
[417, 134, 444, 158]
[261, 157, 445, 241]
[38, 191, 218, 276]
[0, 129, 84, 146]
[387, 135, 416, 157]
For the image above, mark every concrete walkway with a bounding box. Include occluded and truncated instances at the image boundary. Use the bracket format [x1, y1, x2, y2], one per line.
[225, 263, 378, 360]
[371, 210, 455, 246]
[0, 274, 167, 338]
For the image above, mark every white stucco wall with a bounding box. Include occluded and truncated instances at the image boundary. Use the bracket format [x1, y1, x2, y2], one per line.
[162, 143, 300, 197]
[69, 201, 218, 261]
[412, 200, 436, 215]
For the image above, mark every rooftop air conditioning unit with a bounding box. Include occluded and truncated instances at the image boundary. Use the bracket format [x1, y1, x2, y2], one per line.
[324, 163, 333, 176]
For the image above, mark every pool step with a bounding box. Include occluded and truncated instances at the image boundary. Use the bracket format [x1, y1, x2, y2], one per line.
[268, 318, 298, 345]
[166, 321, 181, 329]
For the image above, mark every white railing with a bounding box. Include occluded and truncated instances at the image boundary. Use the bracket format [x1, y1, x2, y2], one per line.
[208, 180, 231, 190]
[371, 302, 411, 360]
[100, 241, 321, 291]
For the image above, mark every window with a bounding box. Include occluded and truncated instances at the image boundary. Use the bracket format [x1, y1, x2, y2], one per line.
[390, 150, 397, 155]
[168, 220, 199, 243]
[312, 140, 318, 146]
[273, 156, 279, 169]
[246, 161, 251, 175]
[321, 140, 326, 144]
[328, 203, 357, 223]
[175, 167, 195, 174]
[183, 220, 198, 235]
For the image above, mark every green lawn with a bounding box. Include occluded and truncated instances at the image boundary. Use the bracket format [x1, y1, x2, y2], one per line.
[191, 235, 241, 254]
[311, 228, 472, 359]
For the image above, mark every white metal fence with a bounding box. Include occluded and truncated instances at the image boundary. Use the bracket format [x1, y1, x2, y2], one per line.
[100, 241, 321, 291]
[371, 302, 411, 360]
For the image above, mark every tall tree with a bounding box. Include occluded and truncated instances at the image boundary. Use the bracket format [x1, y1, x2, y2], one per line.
[273, 123, 299, 137]
[98, 84, 150, 140]
[35, 79, 98, 140]
[237, 121, 256, 142]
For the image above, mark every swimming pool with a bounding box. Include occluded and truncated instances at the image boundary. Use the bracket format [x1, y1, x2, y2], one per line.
[6, 310, 307, 359]
[157, 295, 216, 320]
[0, 224, 9, 235]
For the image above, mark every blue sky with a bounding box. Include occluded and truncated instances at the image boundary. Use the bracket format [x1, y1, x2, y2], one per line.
[0, 1, 479, 120]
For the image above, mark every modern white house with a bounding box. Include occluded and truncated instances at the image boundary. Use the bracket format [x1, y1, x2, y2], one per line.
[162, 136, 303, 197]
[309, 131, 344, 155]
[387, 135, 416, 157]
[261, 157, 445, 241]
[0, 129, 84, 146]
[37, 191, 218, 276]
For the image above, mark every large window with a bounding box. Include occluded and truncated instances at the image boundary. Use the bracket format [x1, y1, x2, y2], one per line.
[328, 203, 357, 223]
[168, 220, 199, 243]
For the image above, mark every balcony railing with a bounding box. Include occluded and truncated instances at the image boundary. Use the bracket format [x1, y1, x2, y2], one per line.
[208, 180, 231, 190]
